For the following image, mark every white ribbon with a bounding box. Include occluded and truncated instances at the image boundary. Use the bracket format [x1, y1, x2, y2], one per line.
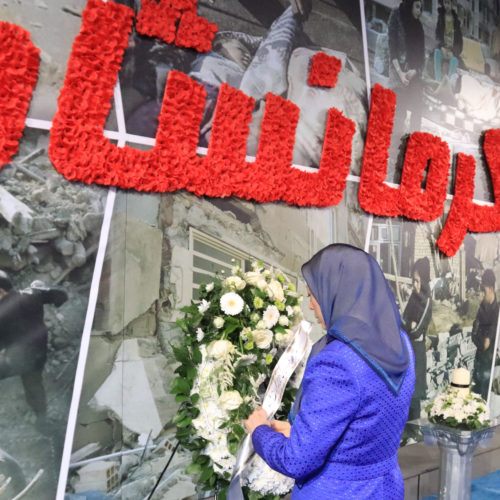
[227, 320, 312, 500]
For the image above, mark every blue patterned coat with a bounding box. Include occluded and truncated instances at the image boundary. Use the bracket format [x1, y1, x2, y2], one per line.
[252, 332, 415, 499]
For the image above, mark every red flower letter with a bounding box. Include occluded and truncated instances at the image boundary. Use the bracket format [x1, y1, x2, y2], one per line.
[0, 22, 39, 169]
[437, 129, 500, 256]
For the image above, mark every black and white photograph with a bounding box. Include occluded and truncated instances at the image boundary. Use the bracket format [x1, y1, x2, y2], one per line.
[365, 0, 500, 184]
[116, 0, 369, 174]
[0, 128, 106, 499]
[368, 215, 500, 441]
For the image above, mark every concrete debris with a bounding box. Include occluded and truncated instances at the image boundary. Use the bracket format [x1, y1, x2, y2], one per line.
[0, 132, 104, 277]
[72, 461, 120, 493]
[90, 339, 177, 438]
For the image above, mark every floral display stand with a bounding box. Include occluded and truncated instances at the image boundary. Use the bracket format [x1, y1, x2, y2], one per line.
[413, 418, 500, 500]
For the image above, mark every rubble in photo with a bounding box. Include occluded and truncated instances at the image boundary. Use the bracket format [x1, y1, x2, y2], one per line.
[0, 127, 106, 500]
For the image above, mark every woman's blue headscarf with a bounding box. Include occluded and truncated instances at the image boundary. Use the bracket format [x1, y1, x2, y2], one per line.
[302, 244, 410, 394]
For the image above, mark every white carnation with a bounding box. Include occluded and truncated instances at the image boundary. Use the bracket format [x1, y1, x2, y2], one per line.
[219, 390, 243, 411]
[220, 292, 244, 315]
[207, 340, 235, 359]
[263, 305, 280, 328]
[198, 299, 210, 314]
[253, 329, 273, 349]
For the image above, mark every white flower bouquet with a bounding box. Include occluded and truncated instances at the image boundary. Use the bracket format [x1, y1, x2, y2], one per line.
[426, 388, 490, 430]
[172, 261, 303, 499]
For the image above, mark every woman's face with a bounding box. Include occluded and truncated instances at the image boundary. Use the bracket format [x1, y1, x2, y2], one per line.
[413, 271, 421, 294]
[443, 0, 452, 13]
[307, 286, 326, 329]
[412, 0, 422, 19]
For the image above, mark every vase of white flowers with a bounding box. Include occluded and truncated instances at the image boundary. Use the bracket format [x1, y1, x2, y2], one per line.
[172, 261, 304, 500]
[421, 369, 495, 500]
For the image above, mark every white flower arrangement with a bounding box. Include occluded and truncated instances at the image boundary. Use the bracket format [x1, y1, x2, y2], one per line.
[172, 261, 302, 499]
[426, 387, 490, 430]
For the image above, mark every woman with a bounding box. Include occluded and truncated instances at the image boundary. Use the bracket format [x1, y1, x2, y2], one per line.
[402, 257, 432, 420]
[434, 0, 463, 83]
[388, 0, 425, 134]
[244, 244, 415, 499]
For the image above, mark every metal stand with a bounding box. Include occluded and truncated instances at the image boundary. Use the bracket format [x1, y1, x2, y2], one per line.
[419, 422, 497, 500]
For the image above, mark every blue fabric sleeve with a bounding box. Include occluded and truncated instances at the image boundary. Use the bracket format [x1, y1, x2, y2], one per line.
[252, 352, 361, 480]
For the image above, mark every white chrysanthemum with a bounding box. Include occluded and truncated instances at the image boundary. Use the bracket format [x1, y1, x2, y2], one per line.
[243, 455, 294, 495]
[196, 328, 205, 342]
[220, 292, 244, 315]
[263, 305, 280, 328]
[198, 299, 210, 314]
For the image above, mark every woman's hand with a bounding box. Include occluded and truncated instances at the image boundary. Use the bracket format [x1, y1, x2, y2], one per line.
[271, 420, 291, 438]
[243, 407, 269, 434]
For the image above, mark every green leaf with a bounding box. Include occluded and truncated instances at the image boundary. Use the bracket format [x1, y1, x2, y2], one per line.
[177, 416, 192, 427]
[180, 304, 198, 315]
[172, 377, 191, 395]
[185, 463, 202, 475]
[200, 466, 213, 481]
[190, 393, 200, 404]
[172, 345, 190, 363]
[187, 366, 198, 380]
[224, 323, 240, 334]
[176, 318, 189, 333]
[232, 424, 245, 439]
[192, 347, 202, 364]
[175, 394, 189, 403]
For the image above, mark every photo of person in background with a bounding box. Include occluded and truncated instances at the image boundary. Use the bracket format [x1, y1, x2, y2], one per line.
[388, 0, 425, 137]
[472, 269, 499, 399]
[0, 271, 68, 434]
[433, 0, 463, 87]
[402, 257, 432, 420]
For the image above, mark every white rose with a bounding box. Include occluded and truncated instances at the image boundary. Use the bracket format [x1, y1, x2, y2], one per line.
[252, 329, 273, 349]
[278, 315, 289, 326]
[244, 271, 262, 286]
[275, 329, 294, 347]
[224, 276, 246, 291]
[267, 280, 285, 302]
[219, 390, 243, 411]
[207, 340, 235, 359]
[213, 316, 225, 329]
[257, 279, 268, 291]
[198, 299, 210, 314]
